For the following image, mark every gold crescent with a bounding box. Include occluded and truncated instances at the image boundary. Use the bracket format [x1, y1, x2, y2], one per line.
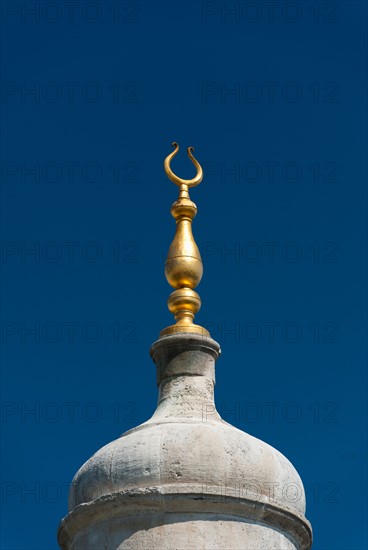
[164, 142, 203, 188]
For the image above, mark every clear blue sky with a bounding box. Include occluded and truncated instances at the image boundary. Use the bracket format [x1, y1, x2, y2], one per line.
[1, 1, 366, 549]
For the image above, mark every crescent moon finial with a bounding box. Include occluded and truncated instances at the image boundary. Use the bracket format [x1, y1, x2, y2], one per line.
[164, 142, 203, 188]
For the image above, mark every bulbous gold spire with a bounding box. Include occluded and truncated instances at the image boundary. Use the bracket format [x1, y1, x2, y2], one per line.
[160, 142, 209, 338]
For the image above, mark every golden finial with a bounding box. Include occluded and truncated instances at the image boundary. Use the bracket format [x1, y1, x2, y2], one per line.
[160, 142, 210, 338]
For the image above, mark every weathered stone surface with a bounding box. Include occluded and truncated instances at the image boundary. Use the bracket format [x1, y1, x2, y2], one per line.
[58, 333, 312, 549]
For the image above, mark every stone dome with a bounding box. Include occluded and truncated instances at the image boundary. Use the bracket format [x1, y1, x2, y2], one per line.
[70, 409, 307, 515]
[59, 334, 312, 550]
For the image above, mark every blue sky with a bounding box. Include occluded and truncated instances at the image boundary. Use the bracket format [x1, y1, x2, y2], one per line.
[1, 1, 367, 548]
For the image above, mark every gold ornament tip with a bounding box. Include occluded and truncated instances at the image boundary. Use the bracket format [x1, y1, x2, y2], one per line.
[164, 142, 203, 188]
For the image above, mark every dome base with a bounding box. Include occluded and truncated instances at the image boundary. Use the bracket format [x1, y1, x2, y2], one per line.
[58, 489, 311, 550]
